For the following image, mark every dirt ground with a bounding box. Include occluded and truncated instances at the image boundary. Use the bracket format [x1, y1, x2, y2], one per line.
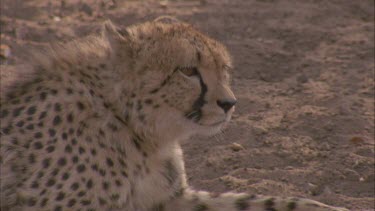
[0, 0, 374, 210]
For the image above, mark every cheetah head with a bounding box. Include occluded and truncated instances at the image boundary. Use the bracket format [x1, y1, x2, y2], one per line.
[103, 18, 236, 141]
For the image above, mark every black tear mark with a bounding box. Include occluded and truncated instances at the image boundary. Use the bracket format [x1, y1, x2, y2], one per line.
[185, 68, 207, 122]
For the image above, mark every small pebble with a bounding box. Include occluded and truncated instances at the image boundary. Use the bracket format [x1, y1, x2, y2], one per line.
[350, 136, 365, 145]
[0, 44, 11, 59]
[53, 16, 61, 22]
[230, 142, 245, 152]
[252, 126, 268, 135]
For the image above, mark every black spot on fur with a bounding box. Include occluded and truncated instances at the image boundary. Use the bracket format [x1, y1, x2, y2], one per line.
[46, 145, 55, 153]
[27, 197, 37, 206]
[50, 89, 58, 95]
[77, 191, 86, 197]
[102, 182, 110, 190]
[30, 181, 39, 188]
[26, 124, 34, 130]
[40, 92, 47, 101]
[55, 192, 65, 201]
[57, 157, 67, 166]
[107, 123, 118, 131]
[71, 138, 78, 145]
[48, 128, 56, 137]
[76, 164, 86, 173]
[78, 146, 85, 154]
[39, 111, 47, 120]
[110, 194, 120, 201]
[106, 158, 114, 167]
[77, 190, 86, 197]
[34, 141, 43, 150]
[54, 205, 62, 211]
[91, 148, 97, 156]
[70, 182, 79, 191]
[144, 99, 153, 104]
[27, 106, 37, 115]
[67, 113, 74, 122]
[67, 199, 76, 207]
[53, 115, 62, 126]
[121, 171, 128, 178]
[65, 145, 72, 153]
[11, 99, 20, 105]
[86, 179, 93, 189]
[2, 125, 12, 134]
[37, 171, 44, 178]
[29, 153, 35, 164]
[54, 103, 62, 112]
[24, 96, 33, 102]
[62, 132, 68, 140]
[98, 197, 107, 205]
[91, 164, 99, 171]
[151, 203, 165, 211]
[37, 121, 44, 127]
[46, 178, 56, 187]
[61, 172, 69, 180]
[16, 120, 25, 127]
[77, 101, 85, 110]
[40, 189, 47, 196]
[0, 109, 9, 118]
[115, 179, 122, 186]
[13, 106, 25, 117]
[138, 114, 145, 122]
[66, 88, 74, 94]
[99, 169, 106, 176]
[34, 132, 43, 139]
[81, 199, 91, 205]
[42, 158, 51, 168]
[40, 198, 48, 207]
[132, 137, 142, 151]
[149, 88, 159, 94]
[72, 156, 79, 163]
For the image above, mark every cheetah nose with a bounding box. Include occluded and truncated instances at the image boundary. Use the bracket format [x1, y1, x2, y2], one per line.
[217, 99, 237, 113]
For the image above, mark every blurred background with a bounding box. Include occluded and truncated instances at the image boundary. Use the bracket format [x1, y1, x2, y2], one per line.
[0, 0, 374, 209]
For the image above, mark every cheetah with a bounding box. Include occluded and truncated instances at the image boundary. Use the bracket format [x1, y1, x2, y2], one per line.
[0, 17, 348, 211]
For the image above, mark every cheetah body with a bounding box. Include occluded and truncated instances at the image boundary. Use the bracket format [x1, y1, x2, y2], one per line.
[0, 19, 348, 211]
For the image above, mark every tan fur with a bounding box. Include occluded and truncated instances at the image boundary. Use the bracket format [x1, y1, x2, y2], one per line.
[0, 18, 347, 211]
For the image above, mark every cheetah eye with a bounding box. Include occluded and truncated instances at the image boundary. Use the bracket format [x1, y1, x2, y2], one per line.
[178, 66, 199, 77]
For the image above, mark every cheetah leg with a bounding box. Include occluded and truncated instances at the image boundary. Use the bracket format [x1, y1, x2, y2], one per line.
[157, 188, 349, 211]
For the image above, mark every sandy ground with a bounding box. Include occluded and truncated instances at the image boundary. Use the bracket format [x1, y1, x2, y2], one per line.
[0, 0, 374, 210]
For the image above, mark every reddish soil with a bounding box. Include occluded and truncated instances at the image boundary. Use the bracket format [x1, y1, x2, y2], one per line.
[1, 0, 374, 210]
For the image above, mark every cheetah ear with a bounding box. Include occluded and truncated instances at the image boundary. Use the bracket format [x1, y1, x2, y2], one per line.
[102, 20, 130, 51]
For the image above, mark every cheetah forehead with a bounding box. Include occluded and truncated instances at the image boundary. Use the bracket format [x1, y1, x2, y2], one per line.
[124, 21, 233, 74]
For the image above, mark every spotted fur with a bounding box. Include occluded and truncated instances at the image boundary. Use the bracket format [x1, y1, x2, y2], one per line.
[0, 18, 348, 211]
